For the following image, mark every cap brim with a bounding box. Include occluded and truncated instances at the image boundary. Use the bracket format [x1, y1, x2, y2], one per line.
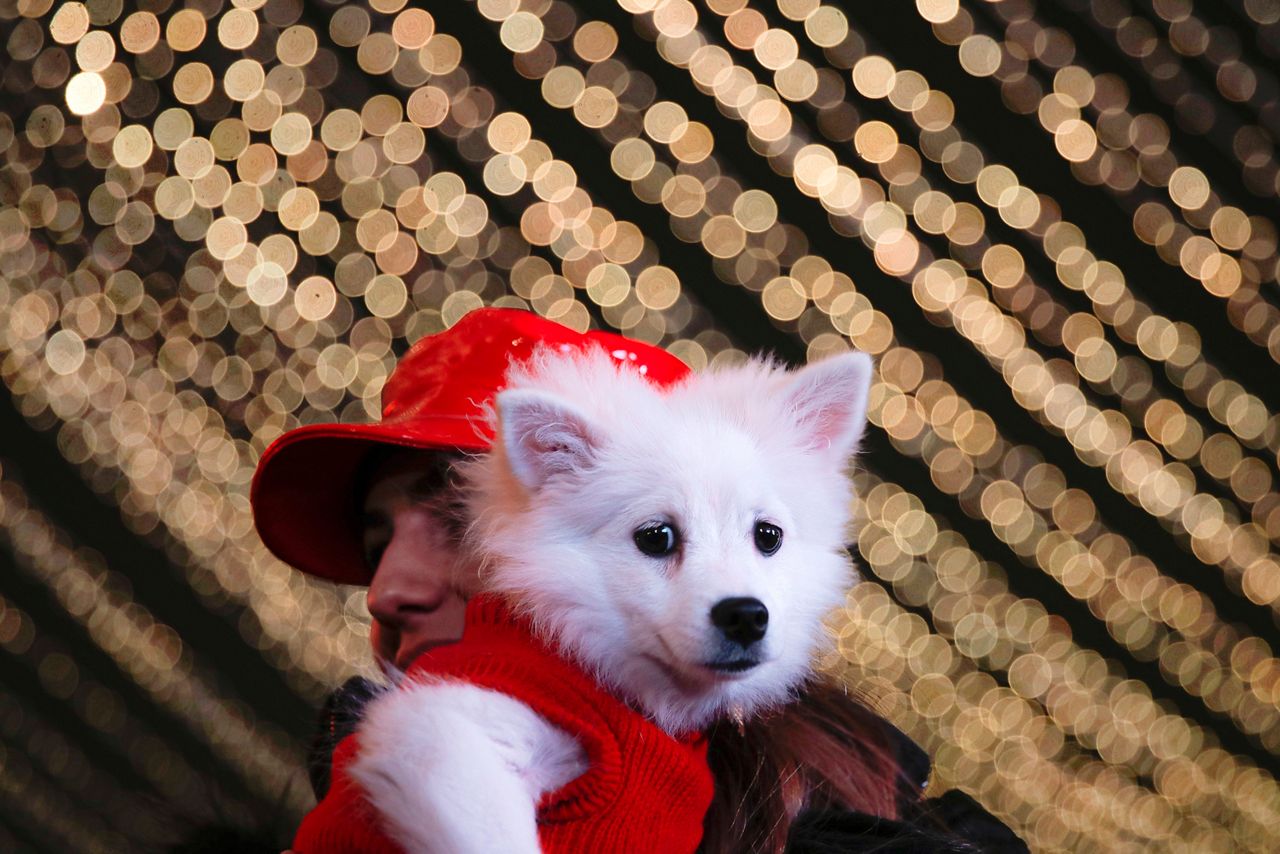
[251, 416, 491, 585]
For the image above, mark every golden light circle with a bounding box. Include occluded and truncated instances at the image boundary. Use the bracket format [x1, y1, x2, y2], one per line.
[270, 113, 313, 157]
[65, 71, 106, 116]
[574, 21, 618, 62]
[246, 262, 289, 307]
[543, 66, 586, 109]
[916, 0, 959, 24]
[610, 138, 656, 180]
[754, 29, 799, 71]
[763, 276, 807, 320]
[1055, 119, 1097, 162]
[852, 56, 896, 99]
[382, 122, 426, 164]
[205, 216, 248, 260]
[392, 9, 435, 49]
[361, 94, 404, 136]
[500, 12, 544, 53]
[192, 165, 232, 209]
[218, 9, 258, 50]
[701, 214, 747, 259]
[855, 121, 899, 163]
[487, 112, 532, 155]
[733, 189, 778, 233]
[224, 59, 265, 102]
[155, 176, 195, 220]
[172, 63, 215, 105]
[45, 329, 86, 375]
[278, 25, 319, 67]
[295, 276, 337, 321]
[49, 2, 91, 45]
[635, 266, 680, 310]
[957, 34, 1001, 77]
[174, 136, 214, 179]
[644, 101, 689, 144]
[236, 143, 277, 186]
[653, 0, 698, 37]
[320, 109, 364, 152]
[111, 124, 152, 168]
[210, 119, 250, 160]
[419, 34, 462, 74]
[118, 12, 160, 55]
[357, 32, 398, 75]
[330, 6, 371, 48]
[366, 274, 409, 318]
[114, 200, 155, 245]
[805, 6, 848, 48]
[725, 9, 767, 50]
[165, 9, 207, 53]
[1168, 166, 1211, 209]
[574, 86, 619, 129]
[406, 86, 450, 128]
[75, 30, 115, 72]
[585, 263, 631, 308]
[151, 109, 193, 153]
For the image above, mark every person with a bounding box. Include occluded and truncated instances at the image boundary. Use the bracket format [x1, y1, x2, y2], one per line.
[252, 307, 1027, 852]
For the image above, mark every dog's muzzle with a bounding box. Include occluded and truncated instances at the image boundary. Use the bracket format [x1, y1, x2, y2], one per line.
[710, 597, 769, 648]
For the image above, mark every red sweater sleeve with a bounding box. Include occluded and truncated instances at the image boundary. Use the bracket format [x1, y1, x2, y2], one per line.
[291, 596, 713, 854]
[292, 734, 402, 854]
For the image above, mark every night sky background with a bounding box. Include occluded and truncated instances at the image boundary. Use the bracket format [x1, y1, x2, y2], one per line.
[1, 0, 1278, 850]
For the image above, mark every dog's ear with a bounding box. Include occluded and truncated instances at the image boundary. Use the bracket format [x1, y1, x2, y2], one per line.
[497, 389, 603, 491]
[781, 351, 874, 460]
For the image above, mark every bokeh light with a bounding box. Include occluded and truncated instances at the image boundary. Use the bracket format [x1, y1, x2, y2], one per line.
[0, 0, 1277, 850]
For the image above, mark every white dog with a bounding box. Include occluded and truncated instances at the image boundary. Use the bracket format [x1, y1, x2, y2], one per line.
[351, 346, 873, 853]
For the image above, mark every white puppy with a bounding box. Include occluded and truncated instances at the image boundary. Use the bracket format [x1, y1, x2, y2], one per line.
[352, 347, 873, 853]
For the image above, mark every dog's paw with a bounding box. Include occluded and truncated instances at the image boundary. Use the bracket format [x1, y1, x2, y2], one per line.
[351, 679, 547, 854]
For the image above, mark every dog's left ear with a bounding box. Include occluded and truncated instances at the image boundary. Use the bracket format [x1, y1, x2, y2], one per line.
[497, 389, 604, 491]
[782, 352, 874, 461]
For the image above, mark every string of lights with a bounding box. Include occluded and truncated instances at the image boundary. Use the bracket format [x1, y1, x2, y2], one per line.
[944, 0, 1280, 361]
[851, 469, 1277, 841]
[517, 0, 1280, 752]
[0, 466, 307, 811]
[0, 0, 1276, 850]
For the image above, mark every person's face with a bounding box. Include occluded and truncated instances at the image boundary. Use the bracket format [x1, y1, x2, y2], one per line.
[361, 451, 470, 673]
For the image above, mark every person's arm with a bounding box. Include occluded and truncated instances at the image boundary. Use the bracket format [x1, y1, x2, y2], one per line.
[786, 807, 982, 853]
[786, 721, 1028, 853]
[886, 724, 1029, 853]
[307, 676, 382, 800]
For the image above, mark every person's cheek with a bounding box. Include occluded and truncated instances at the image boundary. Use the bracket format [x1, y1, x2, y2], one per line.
[368, 621, 395, 667]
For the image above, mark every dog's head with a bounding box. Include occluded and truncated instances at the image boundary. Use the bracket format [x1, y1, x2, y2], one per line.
[463, 347, 872, 734]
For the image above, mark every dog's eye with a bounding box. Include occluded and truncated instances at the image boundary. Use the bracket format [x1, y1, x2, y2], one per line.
[754, 522, 783, 556]
[634, 523, 678, 557]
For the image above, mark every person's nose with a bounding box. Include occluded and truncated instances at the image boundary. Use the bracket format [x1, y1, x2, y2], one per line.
[366, 528, 450, 627]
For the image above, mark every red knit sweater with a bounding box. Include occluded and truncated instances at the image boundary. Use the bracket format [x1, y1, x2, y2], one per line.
[292, 596, 714, 853]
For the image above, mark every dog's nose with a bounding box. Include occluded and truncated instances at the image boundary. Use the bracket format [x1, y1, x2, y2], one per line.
[710, 597, 769, 647]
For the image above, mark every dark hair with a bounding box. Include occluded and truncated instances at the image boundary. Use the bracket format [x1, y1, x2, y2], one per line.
[353, 446, 469, 569]
[352, 445, 461, 510]
[701, 680, 905, 854]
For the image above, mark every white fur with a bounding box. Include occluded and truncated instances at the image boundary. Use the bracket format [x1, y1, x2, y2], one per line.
[465, 348, 873, 734]
[354, 347, 873, 850]
[351, 679, 586, 854]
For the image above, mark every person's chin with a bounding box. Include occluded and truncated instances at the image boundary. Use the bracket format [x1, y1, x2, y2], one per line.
[393, 637, 457, 671]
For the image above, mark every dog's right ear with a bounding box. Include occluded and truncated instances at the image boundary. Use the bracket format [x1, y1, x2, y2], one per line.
[496, 389, 603, 491]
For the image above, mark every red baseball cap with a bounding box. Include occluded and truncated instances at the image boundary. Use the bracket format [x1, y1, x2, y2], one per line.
[251, 307, 691, 585]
